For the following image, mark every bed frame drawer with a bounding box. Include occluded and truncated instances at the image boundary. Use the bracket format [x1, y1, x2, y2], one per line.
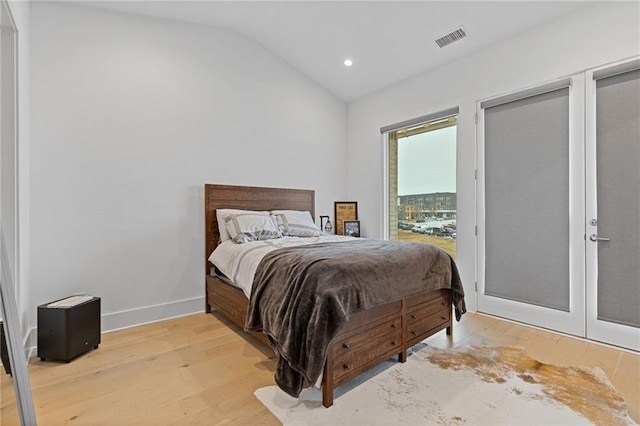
[337, 301, 401, 335]
[331, 314, 401, 358]
[331, 314, 402, 378]
[406, 307, 451, 347]
[406, 291, 450, 325]
[332, 327, 402, 381]
[406, 288, 450, 311]
[326, 306, 404, 386]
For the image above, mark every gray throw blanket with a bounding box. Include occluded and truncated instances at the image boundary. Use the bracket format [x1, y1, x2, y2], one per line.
[245, 239, 466, 397]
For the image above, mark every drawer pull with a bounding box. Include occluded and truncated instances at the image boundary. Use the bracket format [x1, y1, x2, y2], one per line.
[441, 302, 446, 306]
[441, 316, 447, 320]
[343, 364, 351, 371]
[342, 343, 350, 349]
[411, 331, 417, 336]
[391, 323, 397, 328]
[391, 341, 397, 346]
[410, 314, 417, 319]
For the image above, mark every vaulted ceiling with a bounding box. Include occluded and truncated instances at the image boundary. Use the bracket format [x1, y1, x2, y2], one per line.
[81, 1, 593, 102]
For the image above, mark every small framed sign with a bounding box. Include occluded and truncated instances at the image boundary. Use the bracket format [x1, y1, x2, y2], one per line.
[343, 220, 361, 237]
[334, 201, 358, 236]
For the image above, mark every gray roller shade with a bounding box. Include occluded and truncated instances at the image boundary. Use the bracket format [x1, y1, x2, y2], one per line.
[593, 59, 640, 81]
[595, 67, 640, 328]
[481, 78, 571, 110]
[483, 86, 570, 311]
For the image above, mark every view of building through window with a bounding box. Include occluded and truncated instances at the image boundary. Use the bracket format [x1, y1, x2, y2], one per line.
[390, 120, 457, 259]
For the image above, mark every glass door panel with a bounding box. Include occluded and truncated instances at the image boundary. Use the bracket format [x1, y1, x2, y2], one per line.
[477, 78, 585, 337]
[586, 63, 640, 351]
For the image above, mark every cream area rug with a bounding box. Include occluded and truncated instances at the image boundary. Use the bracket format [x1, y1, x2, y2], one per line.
[255, 346, 637, 426]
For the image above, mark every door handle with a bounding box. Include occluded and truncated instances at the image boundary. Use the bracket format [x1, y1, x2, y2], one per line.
[589, 234, 610, 242]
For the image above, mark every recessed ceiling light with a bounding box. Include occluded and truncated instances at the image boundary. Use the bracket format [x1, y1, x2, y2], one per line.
[344, 59, 353, 67]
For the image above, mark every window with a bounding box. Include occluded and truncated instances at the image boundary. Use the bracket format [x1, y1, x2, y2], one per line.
[383, 109, 458, 259]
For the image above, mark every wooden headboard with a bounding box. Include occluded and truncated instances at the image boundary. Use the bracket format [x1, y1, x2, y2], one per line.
[204, 184, 316, 272]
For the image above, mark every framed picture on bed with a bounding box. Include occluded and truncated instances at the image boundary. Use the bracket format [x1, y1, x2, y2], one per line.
[343, 220, 360, 237]
[334, 201, 358, 236]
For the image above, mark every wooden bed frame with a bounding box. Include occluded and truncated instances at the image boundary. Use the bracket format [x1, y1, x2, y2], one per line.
[204, 184, 453, 407]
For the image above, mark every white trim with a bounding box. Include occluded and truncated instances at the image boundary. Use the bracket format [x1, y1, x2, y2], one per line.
[24, 326, 35, 359]
[381, 132, 389, 239]
[476, 102, 485, 311]
[2, 0, 20, 318]
[568, 72, 587, 335]
[101, 296, 204, 333]
[11, 0, 20, 310]
[473, 108, 479, 310]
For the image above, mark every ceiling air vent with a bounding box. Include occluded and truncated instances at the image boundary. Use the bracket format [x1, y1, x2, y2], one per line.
[435, 26, 468, 48]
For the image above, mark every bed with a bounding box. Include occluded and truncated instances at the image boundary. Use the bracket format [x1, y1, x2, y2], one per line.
[204, 184, 465, 407]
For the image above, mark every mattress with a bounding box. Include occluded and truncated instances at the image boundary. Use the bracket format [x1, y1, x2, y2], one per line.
[208, 235, 356, 298]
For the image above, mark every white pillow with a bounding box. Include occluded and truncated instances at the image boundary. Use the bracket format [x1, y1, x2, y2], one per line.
[224, 212, 282, 244]
[271, 210, 323, 237]
[216, 209, 269, 242]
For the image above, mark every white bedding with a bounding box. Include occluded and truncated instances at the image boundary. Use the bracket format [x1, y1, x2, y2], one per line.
[209, 235, 356, 298]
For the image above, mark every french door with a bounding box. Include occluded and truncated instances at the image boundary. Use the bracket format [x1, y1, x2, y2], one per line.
[585, 61, 640, 351]
[477, 76, 586, 337]
[478, 59, 640, 351]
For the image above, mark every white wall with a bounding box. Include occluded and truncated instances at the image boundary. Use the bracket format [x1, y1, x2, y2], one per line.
[346, 2, 640, 312]
[29, 3, 347, 337]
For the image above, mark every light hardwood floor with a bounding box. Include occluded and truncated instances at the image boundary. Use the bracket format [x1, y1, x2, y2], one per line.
[1, 311, 638, 425]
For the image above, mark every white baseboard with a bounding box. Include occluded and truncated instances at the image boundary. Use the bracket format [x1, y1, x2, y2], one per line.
[102, 296, 205, 333]
[25, 296, 205, 356]
[24, 328, 36, 360]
